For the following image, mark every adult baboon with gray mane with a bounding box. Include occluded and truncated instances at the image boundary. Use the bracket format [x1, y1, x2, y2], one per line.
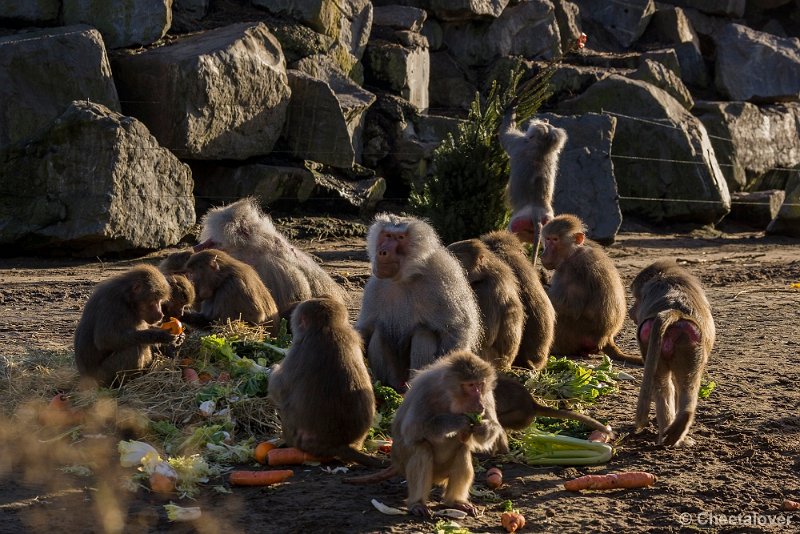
[357, 214, 482, 391]
[195, 197, 347, 314]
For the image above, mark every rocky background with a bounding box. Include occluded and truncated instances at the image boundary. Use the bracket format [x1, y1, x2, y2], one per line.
[0, 0, 798, 256]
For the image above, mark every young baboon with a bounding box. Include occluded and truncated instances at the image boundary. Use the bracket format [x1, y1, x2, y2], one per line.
[161, 274, 195, 319]
[629, 260, 715, 447]
[357, 213, 482, 391]
[447, 239, 524, 370]
[480, 230, 555, 369]
[158, 249, 193, 274]
[494, 375, 612, 448]
[74, 265, 177, 387]
[541, 214, 642, 365]
[500, 110, 568, 244]
[347, 351, 503, 517]
[182, 249, 280, 334]
[195, 197, 347, 314]
[269, 298, 383, 467]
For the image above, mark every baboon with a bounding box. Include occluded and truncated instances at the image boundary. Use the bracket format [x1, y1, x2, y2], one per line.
[347, 351, 503, 518]
[161, 274, 195, 319]
[630, 260, 715, 447]
[182, 249, 280, 335]
[500, 110, 567, 244]
[357, 214, 482, 391]
[480, 230, 555, 369]
[158, 249, 193, 274]
[447, 238, 524, 370]
[195, 197, 347, 314]
[74, 265, 176, 387]
[541, 214, 642, 365]
[269, 298, 382, 466]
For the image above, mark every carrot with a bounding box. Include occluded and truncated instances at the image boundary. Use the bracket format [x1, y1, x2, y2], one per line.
[501, 511, 526, 532]
[563, 471, 656, 492]
[149, 472, 177, 494]
[229, 470, 293, 486]
[253, 441, 277, 464]
[160, 317, 184, 335]
[38, 393, 84, 427]
[783, 499, 800, 511]
[197, 371, 213, 384]
[267, 447, 329, 466]
[486, 467, 503, 489]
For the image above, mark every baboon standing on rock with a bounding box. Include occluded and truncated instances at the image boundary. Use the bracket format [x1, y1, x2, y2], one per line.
[195, 197, 347, 314]
[500, 110, 568, 244]
[74, 265, 177, 387]
[541, 214, 642, 365]
[357, 213, 482, 391]
[629, 260, 715, 447]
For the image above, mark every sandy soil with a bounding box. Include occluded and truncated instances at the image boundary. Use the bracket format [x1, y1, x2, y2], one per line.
[1, 218, 799, 534]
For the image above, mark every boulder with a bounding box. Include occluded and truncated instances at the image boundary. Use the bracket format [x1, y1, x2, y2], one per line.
[441, 0, 560, 67]
[728, 190, 785, 228]
[663, 0, 745, 17]
[252, 0, 373, 61]
[428, 51, 478, 112]
[694, 101, 800, 192]
[373, 5, 427, 31]
[640, 6, 710, 87]
[0, 26, 119, 152]
[284, 61, 376, 169]
[0, 101, 194, 256]
[573, 0, 655, 48]
[714, 23, 800, 102]
[192, 161, 384, 214]
[62, 0, 171, 49]
[558, 75, 730, 224]
[766, 175, 800, 237]
[427, 0, 509, 21]
[541, 113, 622, 244]
[364, 37, 430, 111]
[172, 0, 210, 33]
[628, 58, 694, 110]
[112, 22, 291, 161]
[553, 0, 583, 54]
[0, 0, 59, 23]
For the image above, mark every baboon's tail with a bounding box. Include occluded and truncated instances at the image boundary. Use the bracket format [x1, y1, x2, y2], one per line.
[343, 466, 399, 485]
[601, 339, 644, 365]
[634, 310, 682, 432]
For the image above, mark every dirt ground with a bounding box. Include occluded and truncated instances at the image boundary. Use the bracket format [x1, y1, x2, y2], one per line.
[1, 217, 799, 534]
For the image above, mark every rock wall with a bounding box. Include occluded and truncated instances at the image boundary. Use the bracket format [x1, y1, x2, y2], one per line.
[1, 0, 799, 255]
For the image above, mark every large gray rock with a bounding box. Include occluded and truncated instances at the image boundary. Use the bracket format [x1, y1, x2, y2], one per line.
[553, 0, 583, 54]
[558, 75, 730, 224]
[428, 0, 509, 21]
[714, 23, 800, 102]
[112, 23, 291, 161]
[373, 5, 427, 31]
[0, 26, 120, 152]
[640, 6, 709, 87]
[0, 101, 194, 256]
[252, 0, 373, 61]
[767, 174, 800, 237]
[662, 0, 745, 17]
[694, 102, 800, 192]
[542, 113, 622, 244]
[728, 190, 785, 229]
[62, 0, 172, 49]
[284, 61, 376, 169]
[0, 0, 59, 22]
[441, 0, 560, 67]
[364, 37, 430, 111]
[573, 0, 655, 47]
[193, 162, 384, 214]
[428, 51, 478, 112]
[172, 0, 210, 32]
[628, 58, 694, 110]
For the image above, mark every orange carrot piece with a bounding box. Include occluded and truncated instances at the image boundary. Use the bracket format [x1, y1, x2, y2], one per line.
[267, 447, 327, 466]
[253, 442, 277, 464]
[229, 470, 293, 486]
[182, 368, 199, 384]
[501, 511, 526, 532]
[783, 499, 800, 511]
[486, 467, 503, 489]
[160, 317, 184, 335]
[563, 471, 656, 492]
